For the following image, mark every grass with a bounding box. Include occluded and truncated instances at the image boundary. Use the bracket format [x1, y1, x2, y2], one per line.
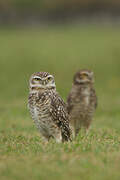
[0, 24, 120, 180]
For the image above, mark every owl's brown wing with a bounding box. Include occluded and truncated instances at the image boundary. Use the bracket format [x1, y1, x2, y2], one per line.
[49, 92, 71, 142]
[91, 88, 98, 109]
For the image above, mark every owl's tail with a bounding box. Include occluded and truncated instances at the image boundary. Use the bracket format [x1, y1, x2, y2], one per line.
[61, 125, 72, 142]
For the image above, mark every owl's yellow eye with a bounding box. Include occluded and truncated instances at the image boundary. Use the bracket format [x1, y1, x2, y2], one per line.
[81, 73, 88, 79]
[47, 77, 52, 81]
[34, 78, 40, 81]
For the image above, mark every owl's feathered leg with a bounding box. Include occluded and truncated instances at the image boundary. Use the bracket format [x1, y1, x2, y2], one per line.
[75, 128, 80, 137]
[53, 130, 62, 143]
[41, 135, 49, 144]
[84, 117, 92, 134]
[85, 126, 91, 135]
[74, 119, 82, 137]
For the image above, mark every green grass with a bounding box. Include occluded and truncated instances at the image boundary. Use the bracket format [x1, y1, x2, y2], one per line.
[0, 24, 120, 180]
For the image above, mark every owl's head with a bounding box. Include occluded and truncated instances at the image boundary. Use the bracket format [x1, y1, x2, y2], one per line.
[29, 72, 56, 91]
[73, 69, 94, 85]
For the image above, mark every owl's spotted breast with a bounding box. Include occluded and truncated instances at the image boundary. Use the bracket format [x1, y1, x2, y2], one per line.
[28, 91, 56, 139]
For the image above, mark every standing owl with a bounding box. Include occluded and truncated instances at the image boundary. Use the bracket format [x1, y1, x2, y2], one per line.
[67, 69, 97, 138]
[28, 72, 71, 143]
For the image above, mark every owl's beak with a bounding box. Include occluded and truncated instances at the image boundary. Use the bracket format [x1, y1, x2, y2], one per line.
[81, 74, 87, 80]
[42, 81, 46, 85]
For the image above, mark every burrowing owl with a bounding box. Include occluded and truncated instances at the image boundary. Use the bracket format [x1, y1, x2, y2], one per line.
[67, 69, 97, 138]
[28, 72, 71, 143]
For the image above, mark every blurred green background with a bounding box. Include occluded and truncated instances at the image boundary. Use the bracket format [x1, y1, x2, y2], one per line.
[0, 0, 120, 23]
[0, 1, 120, 180]
[0, 25, 120, 104]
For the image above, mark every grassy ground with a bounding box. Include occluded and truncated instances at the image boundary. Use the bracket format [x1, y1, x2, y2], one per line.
[0, 24, 120, 180]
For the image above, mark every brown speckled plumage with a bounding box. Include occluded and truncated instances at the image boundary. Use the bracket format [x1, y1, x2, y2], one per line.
[67, 70, 97, 138]
[28, 72, 71, 143]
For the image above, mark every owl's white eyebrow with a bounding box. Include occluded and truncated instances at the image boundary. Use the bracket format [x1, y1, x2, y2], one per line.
[41, 75, 53, 80]
[82, 72, 89, 75]
[33, 76, 41, 79]
[82, 72, 93, 76]
[47, 75, 53, 78]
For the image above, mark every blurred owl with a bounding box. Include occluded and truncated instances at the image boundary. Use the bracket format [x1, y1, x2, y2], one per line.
[67, 69, 97, 138]
[28, 72, 71, 143]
